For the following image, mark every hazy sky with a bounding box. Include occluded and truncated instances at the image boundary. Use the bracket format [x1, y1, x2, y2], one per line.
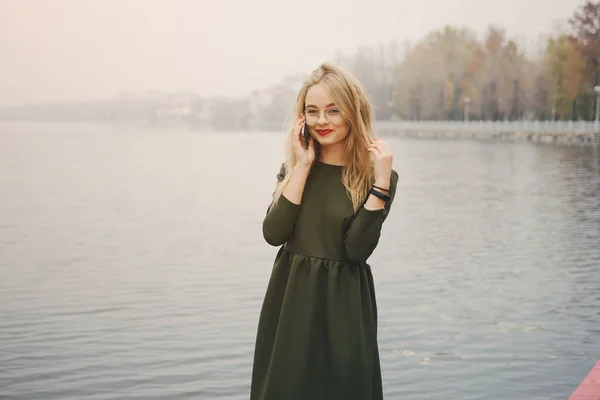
[0, 0, 583, 105]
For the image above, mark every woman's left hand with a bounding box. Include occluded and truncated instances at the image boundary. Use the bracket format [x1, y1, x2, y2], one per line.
[367, 138, 393, 189]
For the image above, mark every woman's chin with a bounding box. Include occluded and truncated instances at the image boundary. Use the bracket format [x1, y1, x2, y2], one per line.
[315, 134, 344, 148]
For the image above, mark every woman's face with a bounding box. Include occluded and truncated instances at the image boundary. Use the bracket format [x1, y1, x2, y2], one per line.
[304, 83, 350, 148]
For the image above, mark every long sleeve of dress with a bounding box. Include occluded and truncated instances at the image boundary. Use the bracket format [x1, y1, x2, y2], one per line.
[262, 163, 301, 246]
[343, 170, 398, 262]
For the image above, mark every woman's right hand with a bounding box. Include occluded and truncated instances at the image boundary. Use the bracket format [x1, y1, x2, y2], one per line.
[293, 115, 316, 168]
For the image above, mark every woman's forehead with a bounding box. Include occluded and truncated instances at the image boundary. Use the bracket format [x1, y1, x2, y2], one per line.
[305, 84, 335, 108]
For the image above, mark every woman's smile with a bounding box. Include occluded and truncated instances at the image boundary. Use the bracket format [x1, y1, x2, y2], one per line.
[315, 129, 333, 136]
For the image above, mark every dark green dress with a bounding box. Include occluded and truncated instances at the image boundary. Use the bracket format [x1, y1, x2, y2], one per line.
[250, 160, 398, 400]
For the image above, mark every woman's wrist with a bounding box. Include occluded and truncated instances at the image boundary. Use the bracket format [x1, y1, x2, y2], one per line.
[373, 184, 389, 192]
[373, 178, 390, 190]
[294, 163, 312, 175]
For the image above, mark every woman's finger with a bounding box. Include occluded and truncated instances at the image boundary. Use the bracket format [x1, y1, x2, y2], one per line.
[294, 116, 304, 132]
[370, 142, 390, 156]
[294, 119, 304, 144]
[367, 146, 382, 158]
[377, 140, 393, 156]
[371, 138, 386, 146]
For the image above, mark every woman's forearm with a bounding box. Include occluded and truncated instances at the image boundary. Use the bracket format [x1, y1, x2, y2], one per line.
[282, 164, 311, 205]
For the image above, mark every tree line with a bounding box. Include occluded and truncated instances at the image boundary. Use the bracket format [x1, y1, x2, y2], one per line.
[3, 2, 600, 130]
[253, 1, 600, 125]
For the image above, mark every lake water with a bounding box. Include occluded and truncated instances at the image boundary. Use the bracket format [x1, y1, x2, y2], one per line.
[1, 121, 599, 399]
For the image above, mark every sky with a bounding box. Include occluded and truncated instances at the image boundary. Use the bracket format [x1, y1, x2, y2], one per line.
[0, 0, 585, 105]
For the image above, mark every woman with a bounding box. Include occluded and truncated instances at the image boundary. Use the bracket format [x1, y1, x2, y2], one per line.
[250, 63, 398, 400]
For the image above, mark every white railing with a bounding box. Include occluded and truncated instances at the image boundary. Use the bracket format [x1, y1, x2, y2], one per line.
[375, 120, 600, 133]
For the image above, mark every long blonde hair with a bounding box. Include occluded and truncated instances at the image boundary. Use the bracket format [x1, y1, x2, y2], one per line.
[271, 62, 375, 213]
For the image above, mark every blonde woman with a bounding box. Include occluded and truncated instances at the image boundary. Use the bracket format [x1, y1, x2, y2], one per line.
[250, 63, 398, 400]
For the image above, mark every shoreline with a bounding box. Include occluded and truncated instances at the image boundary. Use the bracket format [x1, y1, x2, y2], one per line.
[375, 121, 600, 146]
[2, 119, 600, 145]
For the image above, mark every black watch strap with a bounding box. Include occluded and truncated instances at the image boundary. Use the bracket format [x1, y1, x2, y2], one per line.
[369, 188, 391, 202]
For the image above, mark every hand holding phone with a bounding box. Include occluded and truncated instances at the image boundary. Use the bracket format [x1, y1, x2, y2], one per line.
[294, 117, 315, 167]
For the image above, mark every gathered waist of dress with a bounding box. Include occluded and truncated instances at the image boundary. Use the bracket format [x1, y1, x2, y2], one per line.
[282, 243, 362, 265]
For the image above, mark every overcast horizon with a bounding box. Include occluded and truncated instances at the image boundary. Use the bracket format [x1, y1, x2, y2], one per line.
[0, 0, 585, 106]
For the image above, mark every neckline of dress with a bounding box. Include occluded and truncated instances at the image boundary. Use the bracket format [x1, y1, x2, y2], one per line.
[316, 160, 344, 168]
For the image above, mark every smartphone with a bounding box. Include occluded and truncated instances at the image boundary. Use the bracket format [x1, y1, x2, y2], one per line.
[301, 122, 311, 149]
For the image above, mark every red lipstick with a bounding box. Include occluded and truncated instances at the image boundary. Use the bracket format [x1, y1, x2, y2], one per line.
[315, 129, 333, 136]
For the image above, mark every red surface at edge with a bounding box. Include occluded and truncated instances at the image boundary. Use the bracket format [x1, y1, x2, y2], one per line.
[569, 361, 600, 400]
